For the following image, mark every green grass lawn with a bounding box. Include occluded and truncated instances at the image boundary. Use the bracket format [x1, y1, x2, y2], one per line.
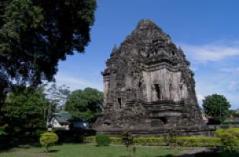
[0, 144, 182, 157]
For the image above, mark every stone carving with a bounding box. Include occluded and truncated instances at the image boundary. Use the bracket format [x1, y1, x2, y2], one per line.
[94, 19, 205, 134]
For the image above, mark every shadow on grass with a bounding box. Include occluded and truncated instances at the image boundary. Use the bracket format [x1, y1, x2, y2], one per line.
[193, 152, 239, 157]
[156, 151, 239, 157]
[47, 149, 59, 153]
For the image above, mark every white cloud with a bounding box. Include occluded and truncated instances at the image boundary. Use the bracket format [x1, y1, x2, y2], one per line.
[55, 73, 103, 91]
[181, 42, 239, 62]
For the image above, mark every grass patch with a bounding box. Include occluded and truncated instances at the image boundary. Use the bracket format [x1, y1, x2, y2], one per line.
[0, 143, 181, 157]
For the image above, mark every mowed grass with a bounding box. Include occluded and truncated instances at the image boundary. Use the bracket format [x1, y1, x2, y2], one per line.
[0, 144, 182, 157]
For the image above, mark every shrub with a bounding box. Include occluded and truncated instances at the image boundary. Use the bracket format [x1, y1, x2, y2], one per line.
[176, 136, 220, 147]
[85, 135, 121, 144]
[133, 136, 165, 146]
[86, 135, 222, 148]
[40, 131, 59, 152]
[85, 136, 96, 143]
[96, 134, 111, 146]
[110, 136, 122, 144]
[215, 128, 239, 152]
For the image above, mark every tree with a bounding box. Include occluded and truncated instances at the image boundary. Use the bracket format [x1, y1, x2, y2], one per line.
[1, 86, 49, 142]
[0, 74, 8, 107]
[0, 0, 96, 107]
[65, 88, 103, 122]
[202, 94, 231, 124]
[45, 83, 70, 113]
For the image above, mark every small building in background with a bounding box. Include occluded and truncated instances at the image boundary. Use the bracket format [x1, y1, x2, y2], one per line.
[47, 111, 89, 131]
[47, 111, 72, 131]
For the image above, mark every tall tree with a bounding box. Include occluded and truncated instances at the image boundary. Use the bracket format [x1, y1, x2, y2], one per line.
[0, 0, 96, 106]
[1, 86, 49, 142]
[202, 94, 231, 124]
[65, 88, 103, 122]
[0, 74, 8, 106]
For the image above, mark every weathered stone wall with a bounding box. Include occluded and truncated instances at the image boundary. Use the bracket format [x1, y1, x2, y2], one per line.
[94, 19, 205, 134]
[142, 69, 188, 102]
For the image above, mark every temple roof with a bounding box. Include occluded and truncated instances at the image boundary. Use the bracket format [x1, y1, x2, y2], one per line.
[129, 19, 171, 43]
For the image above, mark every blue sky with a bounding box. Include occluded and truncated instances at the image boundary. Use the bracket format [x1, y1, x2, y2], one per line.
[55, 0, 239, 108]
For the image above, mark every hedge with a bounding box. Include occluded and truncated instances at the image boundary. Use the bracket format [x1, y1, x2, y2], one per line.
[215, 128, 239, 152]
[85, 136, 121, 144]
[175, 136, 221, 147]
[85, 135, 221, 147]
[133, 136, 165, 146]
[96, 134, 111, 146]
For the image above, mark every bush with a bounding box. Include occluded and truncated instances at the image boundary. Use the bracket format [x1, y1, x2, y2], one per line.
[85, 135, 222, 148]
[176, 136, 220, 147]
[40, 132, 59, 152]
[96, 134, 111, 146]
[84, 136, 96, 143]
[215, 128, 239, 152]
[133, 136, 165, 146]
[110, 136, 122, 144]
[85, 135, 121, 144]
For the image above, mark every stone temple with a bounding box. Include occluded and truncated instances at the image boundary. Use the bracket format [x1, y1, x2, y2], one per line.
[94, 20, 208, 135]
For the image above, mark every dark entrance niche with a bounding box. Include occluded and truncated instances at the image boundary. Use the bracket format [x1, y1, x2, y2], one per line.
[159, 117, 168, 124]
[138, 81, 142, 88]
[118, 98, 122, 108]
[104, 121, 111, 126]
[154, 84, 161, 100]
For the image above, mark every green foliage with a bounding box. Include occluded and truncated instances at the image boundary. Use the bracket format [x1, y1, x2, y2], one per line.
[84, 136, 96, 143]
[0, 0, 96, 104]
[215, 128, 239, 152]
[40, 131, 58, 152]
[0, 74, 8, 108]
[86, 135, 222, 148]
[0, 127, 6, 136]
[1, 86, 49, 142]
[86, 136, 167, 146]
[176, 136, 220, 147]
[133, 136, 165, 146]
[85, 136, 122, 144]
[203, 94, 231, 123]
[65, 88, 103, 121]
[110, 136, 122, 144]
[95, 134, 111, 146]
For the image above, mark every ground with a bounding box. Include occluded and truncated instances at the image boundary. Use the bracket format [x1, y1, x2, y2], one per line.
[0, 144, 182, 157]
[2, 144, 239, 157]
